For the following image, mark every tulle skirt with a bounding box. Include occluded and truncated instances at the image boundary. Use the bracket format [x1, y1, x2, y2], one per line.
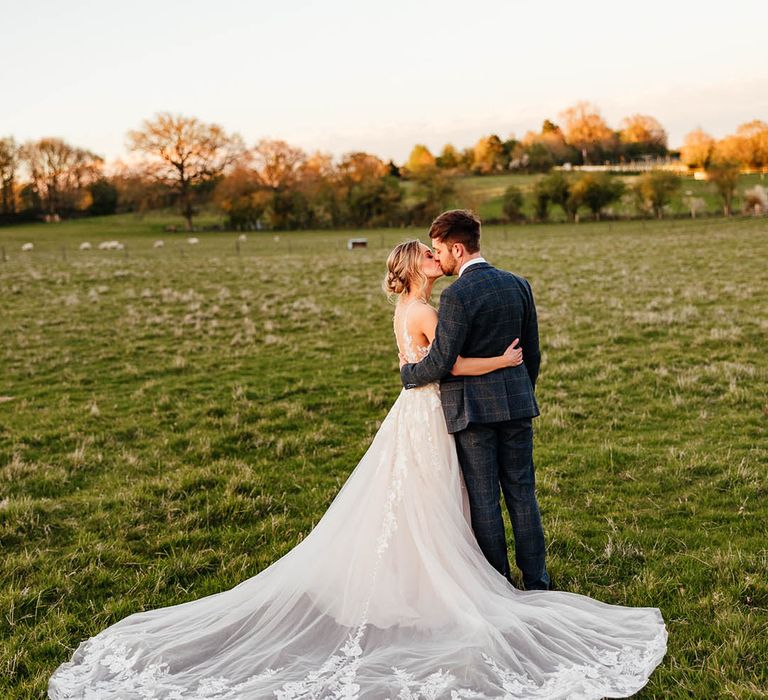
[49, 384, 666, 699]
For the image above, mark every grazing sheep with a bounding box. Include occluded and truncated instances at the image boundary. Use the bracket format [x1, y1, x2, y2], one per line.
[238, 234, 247, 242]
[79, 242, 92, 250]
[98, 240, 123, 250]
[154, 240, 165, 248]
[187, 237, 199, 245]
[21, 242, 34, 251]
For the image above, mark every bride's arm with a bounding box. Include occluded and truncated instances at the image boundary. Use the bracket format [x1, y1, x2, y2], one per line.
[409, 304, 523, 377]
[450, 341, 522, 376]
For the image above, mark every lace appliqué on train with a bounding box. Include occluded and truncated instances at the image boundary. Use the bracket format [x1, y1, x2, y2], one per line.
[50, 635, 282, 699]
[51, 626, 666, 699]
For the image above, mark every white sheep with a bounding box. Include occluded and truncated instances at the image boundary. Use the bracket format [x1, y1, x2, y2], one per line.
[21, 242, 34, 251]
[187, 237, 199, 245]
[154, 240, 165, 248]
[238, 234, 247, 242]
[79, 242, 92, 250]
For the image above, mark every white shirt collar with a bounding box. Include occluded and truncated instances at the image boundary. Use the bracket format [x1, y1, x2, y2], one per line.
[458, 256, 487, 277]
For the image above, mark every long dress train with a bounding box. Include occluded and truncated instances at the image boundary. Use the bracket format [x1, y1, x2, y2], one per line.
[48, 303, 667, 699]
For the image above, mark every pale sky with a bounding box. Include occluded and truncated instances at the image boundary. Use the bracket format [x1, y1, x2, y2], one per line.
[3, 0, 767, 164]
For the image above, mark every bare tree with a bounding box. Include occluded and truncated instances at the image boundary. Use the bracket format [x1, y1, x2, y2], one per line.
[251, 139, 307, 189]
[128, 113, 244, 230]
[21, 138, 103, 215]
[0, 136, 20, 214]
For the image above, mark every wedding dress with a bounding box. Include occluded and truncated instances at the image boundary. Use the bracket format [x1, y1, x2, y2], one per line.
[48, 301, 667, 699]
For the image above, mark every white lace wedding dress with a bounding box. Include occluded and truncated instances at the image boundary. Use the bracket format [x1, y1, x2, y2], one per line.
[48, 303, 667, 699]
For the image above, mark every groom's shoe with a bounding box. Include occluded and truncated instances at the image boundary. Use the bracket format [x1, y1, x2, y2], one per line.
[527, 580, 556, 591]
[523, 569, 552, 591]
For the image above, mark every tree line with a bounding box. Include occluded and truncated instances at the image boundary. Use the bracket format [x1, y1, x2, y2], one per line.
[1, 102, 766, 230]
[500, 168, 763, 223]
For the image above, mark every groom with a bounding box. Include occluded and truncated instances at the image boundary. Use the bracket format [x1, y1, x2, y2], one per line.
[400, 209, 550, 591]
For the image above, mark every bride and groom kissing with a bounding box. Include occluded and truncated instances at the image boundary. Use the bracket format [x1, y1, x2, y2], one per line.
[49, 209, 666, 699]
[393, 208, 550, 592]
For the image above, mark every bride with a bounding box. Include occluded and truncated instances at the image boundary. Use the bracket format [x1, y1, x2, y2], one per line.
[48, 240, 667, 699]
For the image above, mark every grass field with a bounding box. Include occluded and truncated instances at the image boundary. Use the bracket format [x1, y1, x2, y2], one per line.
[460, 172, 767, 222]
[1, 213, 767, 698]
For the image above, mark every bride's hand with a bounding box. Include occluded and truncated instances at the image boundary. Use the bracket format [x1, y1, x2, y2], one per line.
[503, 338, 523, 367]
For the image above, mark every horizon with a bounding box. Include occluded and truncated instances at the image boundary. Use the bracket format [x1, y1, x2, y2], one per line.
[2, 0, 767, 164]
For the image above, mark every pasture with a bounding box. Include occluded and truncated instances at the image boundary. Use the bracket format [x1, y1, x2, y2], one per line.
[454, 172, 768, 222]
[1, 213, 767, 698]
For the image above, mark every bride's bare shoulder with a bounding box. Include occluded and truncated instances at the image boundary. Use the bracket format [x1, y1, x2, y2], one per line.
[407, 302, 437, 322]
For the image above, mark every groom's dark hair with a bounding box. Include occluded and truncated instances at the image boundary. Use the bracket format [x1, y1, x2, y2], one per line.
[429, 209, 481, 253]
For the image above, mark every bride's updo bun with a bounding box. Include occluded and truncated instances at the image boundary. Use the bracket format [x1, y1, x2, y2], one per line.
[383, 240, 427, 300]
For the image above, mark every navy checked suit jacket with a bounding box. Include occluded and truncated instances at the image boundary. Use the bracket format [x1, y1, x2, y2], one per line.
[399, 262, 541, 433]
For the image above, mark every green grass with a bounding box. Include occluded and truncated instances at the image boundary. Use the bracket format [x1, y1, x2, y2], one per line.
[452, 172, 767, 221]
[1, 214, 767, 698]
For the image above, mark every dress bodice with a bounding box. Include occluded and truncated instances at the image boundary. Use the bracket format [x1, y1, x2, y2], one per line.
[394, 300, 432, 364]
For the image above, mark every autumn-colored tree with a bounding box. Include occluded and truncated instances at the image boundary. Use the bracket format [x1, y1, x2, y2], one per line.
[337, 152, 387, 183]
[128, 113, 244, 230]
[299, 151, 336, 183]
[214, 166, 271, 230]
[337, 152, 402, 227]
[251, 139, 306, 190]
[405, 144, 436, 175]
[735, 120, 768, 174]
[21, 137, 103, 216]
[706, 161, 741, 217]
[472, 134, 506, 174]
[618, 114, 668, 158]
[714, 134, 747, 165]
[521, 121, 575, 167]
[296, 151, 340, 227]
[0, 136, 20, 215]
[632, 171, 680, 219]
[558, 101, 615, 164]
[680, 128, 715, 171]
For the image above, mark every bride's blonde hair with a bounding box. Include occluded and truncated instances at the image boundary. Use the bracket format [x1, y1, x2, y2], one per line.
[382, 240, 428, 301]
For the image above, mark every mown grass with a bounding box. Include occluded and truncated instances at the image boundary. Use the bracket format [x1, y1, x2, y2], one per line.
[1, 214, 767, 698]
